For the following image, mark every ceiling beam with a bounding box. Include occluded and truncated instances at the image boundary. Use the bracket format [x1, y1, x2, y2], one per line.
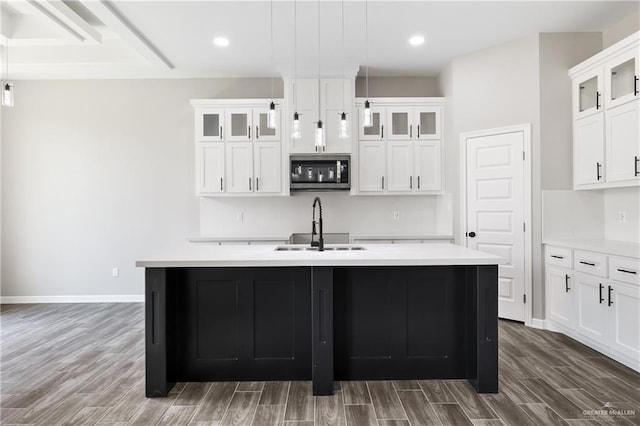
[37, 0, 102, 44]
[22, 0, 84, 42]
[78, 0, 174, 70]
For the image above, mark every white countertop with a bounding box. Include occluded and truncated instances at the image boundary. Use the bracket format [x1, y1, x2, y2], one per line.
[352, 234, 454, 241]
[189, 236, 290, 243]
[543, 238, 640, 259]
[136, 243, 502, 268]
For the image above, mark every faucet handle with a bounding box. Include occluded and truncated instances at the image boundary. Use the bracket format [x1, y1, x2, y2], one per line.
[312, 220, 317, 235]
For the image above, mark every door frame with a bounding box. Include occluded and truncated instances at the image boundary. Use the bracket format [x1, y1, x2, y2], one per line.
[459, 123, 533, 326]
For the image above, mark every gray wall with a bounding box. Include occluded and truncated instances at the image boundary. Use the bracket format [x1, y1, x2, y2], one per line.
[355, 77, 441, 97]
[603, 11, 640, 48]
[1, 78, 283, 298]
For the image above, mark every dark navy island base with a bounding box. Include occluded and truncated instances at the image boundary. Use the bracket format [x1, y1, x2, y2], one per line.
[144, 265, 498, 398]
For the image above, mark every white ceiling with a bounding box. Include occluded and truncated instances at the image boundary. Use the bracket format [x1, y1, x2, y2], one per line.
[0, 1, 637, 80]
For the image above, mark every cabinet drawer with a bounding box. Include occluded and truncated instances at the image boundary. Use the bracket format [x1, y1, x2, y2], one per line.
[610, 256, 640, 285]
[574, 250, 608, 277]
[546, 246, 573, 269]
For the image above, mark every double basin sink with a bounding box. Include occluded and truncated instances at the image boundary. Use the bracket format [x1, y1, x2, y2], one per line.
[275, 245, 366, 252]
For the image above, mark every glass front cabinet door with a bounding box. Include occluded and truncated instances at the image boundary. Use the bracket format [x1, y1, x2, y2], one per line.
[605, 48, 639, 110]
[359, 106, 386, 140]
[196, 109, 224, 141]
[414, 107, 441, 139]
[573, 69, 604, 120]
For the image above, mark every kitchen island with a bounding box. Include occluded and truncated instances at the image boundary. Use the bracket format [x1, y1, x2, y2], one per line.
[136, 243, 501, 397]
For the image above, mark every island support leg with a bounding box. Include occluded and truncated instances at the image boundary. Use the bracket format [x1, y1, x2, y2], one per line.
[468, 265, 498, 393]
[145, 268, 176, 397]
[312, 267, 334, 396]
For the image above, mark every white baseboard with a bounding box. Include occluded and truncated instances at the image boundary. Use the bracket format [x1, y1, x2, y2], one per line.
[0, 295, 144, 304]
[528, 318, 546, 329]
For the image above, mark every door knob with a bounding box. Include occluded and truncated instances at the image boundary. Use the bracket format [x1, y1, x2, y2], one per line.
[467, 232, 476, 238]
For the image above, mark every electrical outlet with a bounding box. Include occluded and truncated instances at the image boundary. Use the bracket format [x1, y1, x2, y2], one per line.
[619, 211, 627, 223]
[112, 267, 119, 277]
[236, 212, 244, 222]
[393, 211, 400, 220]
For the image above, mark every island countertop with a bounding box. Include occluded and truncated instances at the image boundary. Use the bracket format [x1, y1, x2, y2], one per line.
[136, 243, 502, 268]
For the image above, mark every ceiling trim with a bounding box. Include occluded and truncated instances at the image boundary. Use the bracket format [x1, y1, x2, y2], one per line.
[39, 0, 103, 44]
[23, 0, 84, 42]
[78, 0, 174, 70]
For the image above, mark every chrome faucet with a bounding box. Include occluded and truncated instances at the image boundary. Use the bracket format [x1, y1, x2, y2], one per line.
[311, 197, 324, 251]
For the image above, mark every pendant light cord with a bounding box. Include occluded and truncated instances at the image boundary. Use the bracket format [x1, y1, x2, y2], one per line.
[341, 0, 345, 112]
[365, 0, 369, 99]
[317, 0, 321, 119]
[293, 0, 297, 111]
[3, 0, 8, 82]
[270, 0, 274, 101]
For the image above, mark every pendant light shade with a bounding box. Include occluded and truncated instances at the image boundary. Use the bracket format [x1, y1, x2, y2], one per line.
[268, 101, 277, 129]
[339, 112, 349, 139]
[2, 81, 14, 107]
[292, 112, 301, 139]
[315, 120, 324, 147]
[363, 101, 372, 127]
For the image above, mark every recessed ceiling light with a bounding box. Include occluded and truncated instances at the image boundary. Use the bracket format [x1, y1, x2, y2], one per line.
[213, 37, 229, 47]
[409, 35, 425, 46]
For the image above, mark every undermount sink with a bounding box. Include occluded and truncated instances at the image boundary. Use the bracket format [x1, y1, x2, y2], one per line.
[274, 245, 366, 252]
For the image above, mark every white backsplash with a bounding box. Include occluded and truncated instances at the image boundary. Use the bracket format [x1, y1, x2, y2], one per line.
[199, 193, 453, 238]
[604, 187, 640, 243]
[542, 190, 604, 240]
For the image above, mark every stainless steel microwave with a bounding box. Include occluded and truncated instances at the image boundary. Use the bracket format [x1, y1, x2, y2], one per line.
[290, 155, 350, 191]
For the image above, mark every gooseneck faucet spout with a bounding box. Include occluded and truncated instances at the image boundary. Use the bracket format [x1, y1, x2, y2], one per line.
[311, 197, 324, 251]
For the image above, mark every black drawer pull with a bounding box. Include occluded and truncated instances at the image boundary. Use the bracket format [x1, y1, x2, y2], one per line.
[635, 156, 639, 177]
[599, 283, 604, 304]
[551, 255, 564, 259]
[596, 162, 602, 181]
[579, 261, 596, 266]
[617, 268, 637, 275]
[565, 274, 570, 293]
[608, 285, 613, 307]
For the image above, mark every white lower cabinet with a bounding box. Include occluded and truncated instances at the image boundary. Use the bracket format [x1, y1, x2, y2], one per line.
[545, 266, 574, 330]
[575, 272, 609, 344]
[608, 281, 640, 361]
[545, 244, 640, 372]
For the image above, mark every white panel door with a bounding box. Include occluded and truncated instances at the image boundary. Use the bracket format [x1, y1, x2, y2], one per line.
[225, 142, 253, 193]
[608, 281, 640, 362]
[466, 131, 525, 321]
[197, 143, 225, 194]
[575, 272, 609, 345]
[387, 141, 413, 192]
[574, 114, 605, 186]
[606, 100, 640, 184]
[414, 140, 441, 192]
[358, 141, 386, 192]
[545, 266, 574, 329]
[253, 142, 281, 193]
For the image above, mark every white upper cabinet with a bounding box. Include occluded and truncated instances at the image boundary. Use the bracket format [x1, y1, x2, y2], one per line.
[196, 109, 225, 141]
[414, 140, 442, 191]
[226, 107, 280, 142]
[287, 79, 318, 154]
[386, 141, 413, 192]
[191, 99, 284, 197]
[606, 100, 640, 184]
[570, 31, 639, 190]
[358, 141, 386, 192]
[604, 47, 639, 110]
[358, 106, 386, 140]
[415, 108, 441, 139]
[387, 107, 441, 140]
[320, 79, 354, 154]
[387, 108, 412, 140]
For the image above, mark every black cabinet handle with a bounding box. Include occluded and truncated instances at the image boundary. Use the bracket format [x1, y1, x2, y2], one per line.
[608, 285, 613, 307]
[256, 126, 259, 139]
[410, 124, 412, 138]
[617, 268, 637, 275]
[579, 261, 596, 266]
[220, 126, 223, 139]
[596, 162, 602, 181]
[635, 156, 639, 177]
[566, 275, 570, 293]
[417, 176, 421, 189]
[551, 255, 564, 259]
[599, 283, 604, 303]
[248, 126, 251, 139]
[635, 75, 638, 96]
[381, 125, 384, 139]
[220, 177, 223, 191]
[410, 176, 413, 189]
[249, 177, 252, 191]
[381, 176, 384, 190]
[417, 124, 420, 138]
[468, 231, 476, 238]
[596, 91, 601, 109]
[256, 177, 259, 191]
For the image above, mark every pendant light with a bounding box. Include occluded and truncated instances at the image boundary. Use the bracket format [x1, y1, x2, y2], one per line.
[338, 0, 349, 139]
[267, 0, 277, 129]
[362, 0, 372, 127]
[1, 1, 14, 109]
[314, 0, 324, 150]
[291, 0, 301, 139]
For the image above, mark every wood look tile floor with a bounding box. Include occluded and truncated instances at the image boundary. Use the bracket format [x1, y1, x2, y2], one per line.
[1, 303, 639, 426]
